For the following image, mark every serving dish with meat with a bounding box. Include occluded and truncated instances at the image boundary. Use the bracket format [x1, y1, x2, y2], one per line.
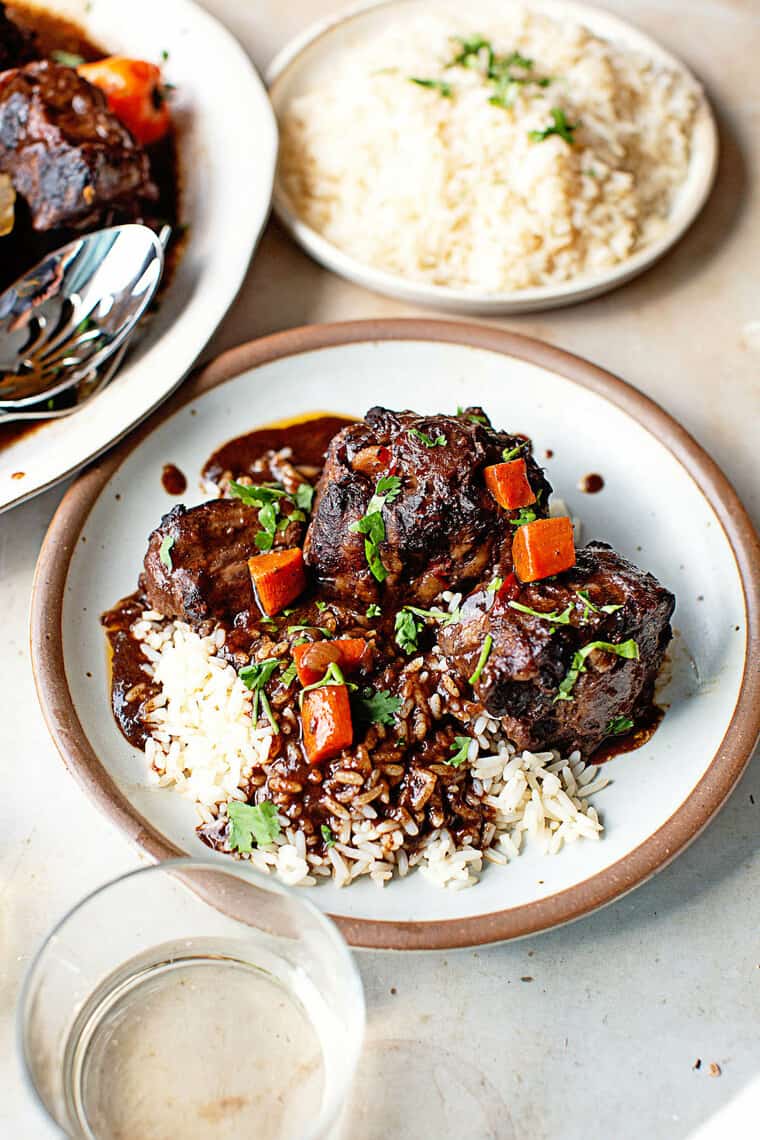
[103, 402, 675, 891]
[31, 324, 759, 948]
[0, 0, 276, 511]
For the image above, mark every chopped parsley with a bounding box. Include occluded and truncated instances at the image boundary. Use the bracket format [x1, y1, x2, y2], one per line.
[315, 599, 328, 612]
[529, 107, 579, 145]
[502, 442, 527, 462]
[449, 35, 494, 70]
[239, 658, 280, 733]
[227, 800, 281, 852]
[229, 479, 313, 552]
[353, 686, 403, 726]
[409, 76, 452, 97]
[321, 823, 336, 847]
[447, 736, 472, 767]
[366, 603, 382, 619]
[300, 661, 357, 701]
[294, 482, 315, 511]
[509, 600, 573, 626]
[158, 534, 174, 571]
[280, 661, 297, 687]
[394, 604, 459, 654]
[575, 589, 623, 621]
[486, 576, 503, 593]
[606, 715, 634, 736]
[457, 406, 488, 425]
[409, 428, 446, 448]
[555, 639, 640, 703]
[510, 506, 537, 527]
[287, 624, 332, 638]
[349, 475, 402, 583]
[51, 50, 85, 68]
[468, 634, 493, 685]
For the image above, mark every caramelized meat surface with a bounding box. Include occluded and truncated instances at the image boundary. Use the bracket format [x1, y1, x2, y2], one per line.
[142, 499, 305, 625]
[436, 542, 675, 756]
[304, 406, 551, 606]
[0, 60, 154, 230]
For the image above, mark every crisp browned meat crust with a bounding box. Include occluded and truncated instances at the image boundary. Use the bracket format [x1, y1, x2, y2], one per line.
[304, 406, 552, 605]
[0, 60, 155, 231]
[142, 500, 305, 625]
[436, 541, 675, 756]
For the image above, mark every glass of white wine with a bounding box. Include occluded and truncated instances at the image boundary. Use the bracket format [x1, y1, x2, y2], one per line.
[19, 858, 365, 1139]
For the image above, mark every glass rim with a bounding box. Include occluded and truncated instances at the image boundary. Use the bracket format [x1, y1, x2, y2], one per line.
[17, 856, 366, 1140]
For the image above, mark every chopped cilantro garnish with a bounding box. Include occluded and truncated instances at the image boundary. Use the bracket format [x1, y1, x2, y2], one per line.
[448, 35, 494, 70]
[294, 482, 315, 511]
[229, 479, 312, 552]
[300, 661, 357, 701]
[409, 428, 446, 448]
[51, 49, 85, 68]
[280, 661, 297, 687]
[158, 534, 174, 571]
[315, 600, 328, 612]
[349, 475, 402, 583]
[510, 506, 537, 527]
[227, 800, 281, 852]
[366, 603, 382, 619]
[529, 107, 579, 145]
[502, 442, 527, 462]
[575, 589, 623, 621]
[457, 405, 488, 425]
[468, 634, 493, 685]
[486, 576, 503, 593]
[394, 604, 459, 654]
[287, 624, 332, 637]
[606, 715, 634, 736]
[508, 600, 573, 625]
[555, 639, 640, 703]
[321, 823, 336, 847]
[228, 481, 287, 506]
[239, 658, 280, 733]
[354, 686, 403, 726]
[447, 736, 472, 767]
[409, 76, 452, 97]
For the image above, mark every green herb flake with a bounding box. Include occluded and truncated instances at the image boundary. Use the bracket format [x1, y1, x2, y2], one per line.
[321, 823, 336, 847]
[510, 506, 537, 527]
[366, 603, 382, 619]
[457, 405, 488, 425]
[555, 639, 640, 703]
[508, 600, 573, 626]
[159, 534, 174, 571]
[300, 661, 357, 704]
[529, 107, 579, 145]
[227, 800, 281, 853]
[280, 661, 297, 687]
[394, 609, 422, 655]
[468, 634, 493, 685]
[287, 624, 332, 638]
[349, 475, 402, 583]
[486, 576, 503, 593]
[409, 76, 452, 97]
[51, 50, 86, 68]
[575, 589, 623, 622]
[606, 715, 634, 736]
[239, 658, 280, 733]
[160, 48, 170, 62]
[354, 686, 403, 727]
[447, 736, 472, 767]
[502, 442, 526, 462]
[315, 600, 328, 613]
[294, 482, 315, 511]
[409, 428, 447, 448]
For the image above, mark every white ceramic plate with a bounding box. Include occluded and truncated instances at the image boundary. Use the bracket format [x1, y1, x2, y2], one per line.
[267, 0, 718, 315]
[31, 322, 759, 949]
[0, 0, 277, 512]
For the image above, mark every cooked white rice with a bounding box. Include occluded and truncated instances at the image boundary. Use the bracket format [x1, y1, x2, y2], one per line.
[278, 3, 700, 292]
[133, 611, 609, 890]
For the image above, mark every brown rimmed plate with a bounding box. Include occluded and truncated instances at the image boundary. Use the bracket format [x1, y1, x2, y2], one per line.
[30, 320, 760, 950]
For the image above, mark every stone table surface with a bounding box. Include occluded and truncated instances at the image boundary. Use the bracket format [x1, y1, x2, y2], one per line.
[1, 1, 758, 1137]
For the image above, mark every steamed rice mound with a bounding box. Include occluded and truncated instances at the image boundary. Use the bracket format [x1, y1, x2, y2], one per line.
[278, 4, 700, 292]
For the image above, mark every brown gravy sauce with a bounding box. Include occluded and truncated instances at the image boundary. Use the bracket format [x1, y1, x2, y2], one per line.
[161, 462, 187, 495]
[579, 472, 605, 494]
[591, 705, 664, 765]
[202, 413, 354, 485]
[102, 593, 159, 749]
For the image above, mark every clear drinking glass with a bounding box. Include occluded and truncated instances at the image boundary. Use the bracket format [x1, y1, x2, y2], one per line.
[18, 858, 365, 1140]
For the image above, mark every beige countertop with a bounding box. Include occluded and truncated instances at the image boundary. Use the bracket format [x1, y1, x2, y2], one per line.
[1, 2, 758, 1137]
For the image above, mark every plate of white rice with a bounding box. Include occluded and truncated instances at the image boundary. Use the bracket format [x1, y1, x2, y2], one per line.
[269, 0, 717, 313]
[31, 322, 759, 949]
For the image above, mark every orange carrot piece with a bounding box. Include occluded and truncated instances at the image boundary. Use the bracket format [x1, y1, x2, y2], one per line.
[293, 638, 367, 687]
[78, 58, 171, 145]
[513, 517, 575, 583]
[248, 548, 306, 616]
[301, 685, 353, 764]
[484, 459, 536, 511]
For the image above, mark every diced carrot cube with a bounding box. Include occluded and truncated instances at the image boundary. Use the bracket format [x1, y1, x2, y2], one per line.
[293, 638, 367, 686]
[301, 685, 353, 764]
[248, 547, 306, 616]
[484, 459, 536, 511]
[513, 517, 575, 582]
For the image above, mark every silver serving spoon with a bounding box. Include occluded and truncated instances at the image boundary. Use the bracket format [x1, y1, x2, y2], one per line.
[0, 342, 128, 423]
[0, 223, 165, 410]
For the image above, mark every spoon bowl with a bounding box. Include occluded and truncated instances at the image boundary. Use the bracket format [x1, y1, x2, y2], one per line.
[0, 224, 165, 408]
